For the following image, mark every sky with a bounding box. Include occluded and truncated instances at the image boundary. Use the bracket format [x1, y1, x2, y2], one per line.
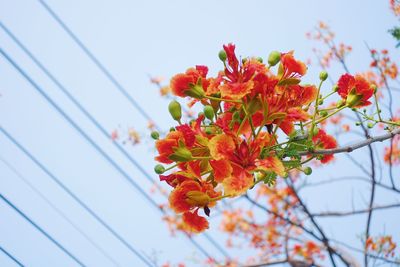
[0, 0, 399, 266]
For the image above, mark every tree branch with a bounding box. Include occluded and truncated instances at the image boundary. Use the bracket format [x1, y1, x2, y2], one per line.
[298, 128, 400, 156]
[312, 203, 400, 217]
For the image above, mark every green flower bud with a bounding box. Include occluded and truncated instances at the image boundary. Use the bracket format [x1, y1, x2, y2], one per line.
[318, 99, 324, 105]
[319, 71, 328, 81]
[203, 105, 215, 120]
[205, 126, 213, 135]
[367, 122, 374, 129]
[186, 84, 205, 99]
[333, 85, 339, 92]
[312, 127, 319, 136]
[169, 127, 175, 132]
[355, 122, 361, 126]
[320, 110, 328, 117]
[168, 100, 182, 122]
[268, 51, 281, 66]
[256, 57, 263, 63]
[303, 166, 312, 175]
[150, 131, 160, 140]
[218, 50, 227, 62]
[154, 164, 165, 174]
[169, 146, 193, 162]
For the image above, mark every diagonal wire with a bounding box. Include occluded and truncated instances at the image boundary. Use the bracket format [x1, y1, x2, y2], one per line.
[0, 246, 24, 267]
[0, 47, 213, 261]
[0, 22, 230, 260]
[38, 0, 160, 132]
[0, 127, 153, 267]
[0, 157, 120, 267]
[0, 194, 85, 267]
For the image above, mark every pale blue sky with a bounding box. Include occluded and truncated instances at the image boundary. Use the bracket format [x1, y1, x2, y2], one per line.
[0, 0, 399, 266]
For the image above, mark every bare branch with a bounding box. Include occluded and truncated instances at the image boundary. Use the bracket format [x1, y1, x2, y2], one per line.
[299, 128, 400, 156]
[312, 203, 400, 217]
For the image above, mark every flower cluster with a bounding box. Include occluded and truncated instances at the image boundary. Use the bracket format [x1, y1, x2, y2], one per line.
[307, 22, 352, 68]
[370, 49, 399, 82]
[153, 44, 376, 233]
[366, 235, 397, 258]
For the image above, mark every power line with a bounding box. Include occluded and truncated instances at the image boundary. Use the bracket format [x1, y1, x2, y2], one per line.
[38, 0, 160, 132]
[0, 23, 230, 260]
[0, 157, 120, 267]
[0, 194, 85, 267]
[0, 246, 24, 267]
[0, 127, 153, 267]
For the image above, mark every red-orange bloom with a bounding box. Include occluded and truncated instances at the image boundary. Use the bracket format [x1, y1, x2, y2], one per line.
[169, 180, 203, 213]
[220, 81, 254, 100]
[182, 210, 209, 233]
[312, 130, 337, 163]
[281, 51, 307, 78]
[255, 156, 286, 177]
[337, 74, 374, 107]
[170, 66, 209, 97]
[210, 160, 233, 182]
[155, 131, 183, 164]
[208, 134, 236, 160]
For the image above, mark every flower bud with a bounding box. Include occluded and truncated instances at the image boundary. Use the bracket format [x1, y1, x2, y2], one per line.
[205, 126, 213, 135]
[320, 110, 328, 117]
[203, 105, 215, 120]
[256, 57, 263, 63]
[333, 85, 339, 92]
[169, 146, 193, 162]
[318, 99, 324, 105]
[154, 164, 165, 174]
[312, 127, 319, 136]
[367, 122, 374, 129]
[186, 84, 205, 99]
[303, 166, 312, 175]
[218, 50, 227, 62]
[268, 51, 281, 66]
[168, 100, 182, 122]
[186, 191, 210, 207]
[355, 122, 361, 126]
[169, 127, 175, 132]
[319, 71, 328, 81]
[150, 131, 159, 140]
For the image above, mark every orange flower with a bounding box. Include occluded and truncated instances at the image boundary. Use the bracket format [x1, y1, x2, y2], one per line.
[312, 130, 337, 163]
[223, 164, 254, 196]
[209, 160, 233, 182]
[255, 156, 285, 177]
[182, 210, 209, 233]
[170, 65, 209, 97]
[169, 180, 204, 213]
[155, 131, 183, 164]
[281, 51, 307, 78]
[169, 180, 220, 213]
[208, 134, 236, 160]
[220, 81, 254, 100]
[337, 74, 374, 107]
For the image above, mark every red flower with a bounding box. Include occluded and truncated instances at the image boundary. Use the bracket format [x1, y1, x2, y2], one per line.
[281, 51, 307, 78]
[312, 130, 337, 163]
[182, 210, 209, 233]
[337, 74, 374, 107]
[155, 131, 183, 164]
[170, 66, 209, 97]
